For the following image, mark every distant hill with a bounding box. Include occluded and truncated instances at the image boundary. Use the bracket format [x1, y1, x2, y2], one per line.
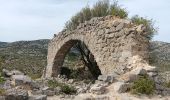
[149, 41, 170, 71]
[0, 39, 169, 78]
[0, 42, 8, 48]
[0, 39, 50, 79]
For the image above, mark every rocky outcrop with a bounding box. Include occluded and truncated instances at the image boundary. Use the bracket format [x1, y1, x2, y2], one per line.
[5, 88, 28, 100]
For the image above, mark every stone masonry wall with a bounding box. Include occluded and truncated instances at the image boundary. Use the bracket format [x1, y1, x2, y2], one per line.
[45, 16, 150, 78]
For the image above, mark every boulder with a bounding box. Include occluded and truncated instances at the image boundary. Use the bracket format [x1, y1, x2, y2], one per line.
[148, 72, 158, 77]
[144, 66, 157, 72]
[95, 80, 109, 87]
[42, 90, 55, 96]
[116, 22, 124, 31]
[5, 88, 28, 100]
[77, 88, 87, 94]
[98, 74, 116, 83]
[0, 96, 5, 100]
[162, 90, 170, 96]
[11, 70, 24, 75]
[2, 69, 24, 77]
[42, 87, 55, 96]
[29, 95, 47, 100]
[130, 67, 147, 75]
[120, 67, 147, 82]
[120, 73, 138, 83]
[90, 84, 106, 95]
[30, 81, 41, 89]
[154, 76, 164, 84]
[113, 82, 130, 93]
[3, 80, 11, 90]
[155, 84, 165, 91]
[54, 87, 61, 95]
[68, 79, 74, 84]
[31, 89, 42, 95]
[11, 75, 32, 86]
[112, 20, 120, 27]
[2, 69, 13, 77]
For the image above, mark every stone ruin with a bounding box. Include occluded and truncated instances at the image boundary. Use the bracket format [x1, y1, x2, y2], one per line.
[44, 15, 150, 78]
[43, 16, 170, 98]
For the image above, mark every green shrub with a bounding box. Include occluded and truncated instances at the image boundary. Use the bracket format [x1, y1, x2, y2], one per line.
[29, 73, 42, 80]
[48, 80, 62, 88]
[130, 75, 155, 95]
[0, 88, 6, 96]
[131, 15, 158, 40]
[0, 73, 5, 84]
[91, 0, 109, 17]
[0, 77, 5, 84]
[65, 0, 157, 41]
[48, 80, 77, 94]
[109, 1, 128, 18]
[164, 81, 170, 88]
[65, 0, 128, 30]
[61, 84, 76, 94]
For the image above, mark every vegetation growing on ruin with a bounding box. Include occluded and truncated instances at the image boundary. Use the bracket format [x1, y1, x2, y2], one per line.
[130, 75, 155, 95]
[65, 0, 128, 30]
[65, 0, 157, 40]
[131, 15, 158, 40]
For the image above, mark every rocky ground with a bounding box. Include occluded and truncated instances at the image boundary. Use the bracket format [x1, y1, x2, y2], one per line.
[0, 64, 170, 100]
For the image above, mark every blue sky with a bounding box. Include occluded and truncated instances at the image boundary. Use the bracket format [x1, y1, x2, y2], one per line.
[0, 0, 169, 42]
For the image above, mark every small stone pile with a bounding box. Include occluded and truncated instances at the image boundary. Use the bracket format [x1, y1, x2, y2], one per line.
[1, 69, 108, 100]
[0, 69, 47, 100]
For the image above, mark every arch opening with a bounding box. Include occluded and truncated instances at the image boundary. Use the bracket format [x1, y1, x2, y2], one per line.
[52, 40, 101, 80]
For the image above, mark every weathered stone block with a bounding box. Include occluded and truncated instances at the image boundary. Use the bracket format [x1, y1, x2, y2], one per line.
[11, 75, 32, 86]
[98, 74, 116, 83]
[113, 82, 130, 93]
[116, 22, 124, 31]
[90, 84, 106, 95]
[5, 89, 28, 100]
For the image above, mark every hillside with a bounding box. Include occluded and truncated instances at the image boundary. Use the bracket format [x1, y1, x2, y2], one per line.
[0, 40, 170, 79]
[149, 41, 170, 71]
[0, 39, 49, 79]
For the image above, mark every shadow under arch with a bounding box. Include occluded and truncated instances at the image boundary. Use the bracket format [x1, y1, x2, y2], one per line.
[51, 39, 101, 79]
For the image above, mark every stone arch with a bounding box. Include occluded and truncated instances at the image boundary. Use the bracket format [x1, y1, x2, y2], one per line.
[51, 39, 101, 78]
[45, 16, 150, 78]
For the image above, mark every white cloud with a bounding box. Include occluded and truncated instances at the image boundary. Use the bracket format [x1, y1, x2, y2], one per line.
[0, 0, 169, 42]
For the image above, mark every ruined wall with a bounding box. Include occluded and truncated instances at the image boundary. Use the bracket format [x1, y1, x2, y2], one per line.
[45, 16, 149, 78]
